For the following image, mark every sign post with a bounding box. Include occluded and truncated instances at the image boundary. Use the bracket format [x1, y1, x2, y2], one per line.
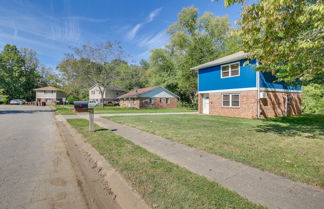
[89, 108, 94, 132]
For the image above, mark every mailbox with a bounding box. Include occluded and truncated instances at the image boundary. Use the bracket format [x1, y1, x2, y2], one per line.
[74, 101, 89, 112]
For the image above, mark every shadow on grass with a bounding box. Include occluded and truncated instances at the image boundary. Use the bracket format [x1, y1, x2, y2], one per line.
[256, 114, 324, 139]
[95, 128, 108, 132]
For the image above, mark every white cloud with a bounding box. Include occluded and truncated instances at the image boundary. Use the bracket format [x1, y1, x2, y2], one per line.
[127, 24, 143, 40]
[147, 8, 162, 23]
[126, 8, 162, 40]
[138, 31, 169, 49]
[62, 16, 110, 23]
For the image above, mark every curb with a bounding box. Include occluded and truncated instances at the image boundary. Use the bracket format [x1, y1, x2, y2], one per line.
[55, 115, 150, 209]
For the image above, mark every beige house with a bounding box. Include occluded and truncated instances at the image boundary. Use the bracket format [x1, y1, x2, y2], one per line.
[34, 86, 66, 105]
[89, 85, 126, 104]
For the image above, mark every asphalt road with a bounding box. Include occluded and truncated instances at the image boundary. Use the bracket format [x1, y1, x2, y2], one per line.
[0, 105, 88, 209]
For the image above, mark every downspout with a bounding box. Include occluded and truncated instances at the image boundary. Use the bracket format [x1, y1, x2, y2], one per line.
[256, 60, 260, 119]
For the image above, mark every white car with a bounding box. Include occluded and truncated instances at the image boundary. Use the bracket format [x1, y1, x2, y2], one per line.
[88, 100, 99, 107]
[10, 99, 24, 105]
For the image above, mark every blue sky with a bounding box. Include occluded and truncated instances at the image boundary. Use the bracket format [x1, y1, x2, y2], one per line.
[0, 0, 243, 69]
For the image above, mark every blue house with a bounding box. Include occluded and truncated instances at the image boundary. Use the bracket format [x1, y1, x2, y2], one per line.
[191, 51, 302, 118]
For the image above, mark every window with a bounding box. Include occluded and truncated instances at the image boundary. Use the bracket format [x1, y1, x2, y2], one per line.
[91, 90, 95, 95]
[221, 62, 240, 78]
[166, 98, 170, 104]
[44, 90, 53, 94]
[222, 94, 240, 107]
[159, 98, 163, 103]
[150, 98, 154, 104]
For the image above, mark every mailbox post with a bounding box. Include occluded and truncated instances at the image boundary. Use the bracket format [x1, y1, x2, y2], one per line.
[89, 108, 94, 132]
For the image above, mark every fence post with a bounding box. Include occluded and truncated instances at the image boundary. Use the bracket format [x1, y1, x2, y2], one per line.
[89, 108, 94, 132]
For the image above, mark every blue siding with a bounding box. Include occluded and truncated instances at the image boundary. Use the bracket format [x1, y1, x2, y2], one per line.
[260, 72, 302, 91]
[198, 59, 257, 92]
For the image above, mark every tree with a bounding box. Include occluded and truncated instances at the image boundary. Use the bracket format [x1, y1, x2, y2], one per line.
[0, 44, 26, 100]
[302, 84, 324, 114]
[111, 60, 146, 91]
[38, 66, 61, 87]
[20, 48, 43, 101]
[223, 0, 324, 85]
[146, 7, 241, 106]
[57, 57, 92, 101]
[58, 42, 124, 107]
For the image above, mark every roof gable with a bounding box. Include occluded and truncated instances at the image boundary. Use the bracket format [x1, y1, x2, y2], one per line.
[119, 86, 178, 98]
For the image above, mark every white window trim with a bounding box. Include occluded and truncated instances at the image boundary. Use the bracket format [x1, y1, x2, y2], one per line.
[166, 98, 170, 104]
[150, 98, 154, 104]
[222, 93, 240, 108]
[221, 62, 240, 78]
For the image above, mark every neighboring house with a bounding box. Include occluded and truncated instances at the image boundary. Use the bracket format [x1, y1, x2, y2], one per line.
[191, 51, 302, 118]
[119, 86, 178, 109]
[89, 85, 126, 103]
[34, 86, 66, 105]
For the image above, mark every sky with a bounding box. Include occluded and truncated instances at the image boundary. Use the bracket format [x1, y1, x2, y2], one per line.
[0, 0, 244, 70]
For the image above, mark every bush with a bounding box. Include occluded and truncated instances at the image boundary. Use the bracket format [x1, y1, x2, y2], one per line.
[0, 89, 8, 104]
[302, 84, 324, 114]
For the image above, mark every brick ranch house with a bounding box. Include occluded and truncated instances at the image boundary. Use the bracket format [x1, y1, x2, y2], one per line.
[89, 85, 126, 104]
[119, 86, 178, 109]
[34, 86, 66, 105]
[191, 51, 302, 118]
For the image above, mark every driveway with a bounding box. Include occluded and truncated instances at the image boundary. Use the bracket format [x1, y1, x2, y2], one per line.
[0, 105, 88, 209]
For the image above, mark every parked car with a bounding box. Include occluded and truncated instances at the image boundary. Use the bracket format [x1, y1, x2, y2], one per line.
[10, 99, 24, 105]
[88, 100, 99, 107]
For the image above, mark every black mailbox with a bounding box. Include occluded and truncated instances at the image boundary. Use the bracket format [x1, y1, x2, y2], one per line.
[74, 101, 88, 109]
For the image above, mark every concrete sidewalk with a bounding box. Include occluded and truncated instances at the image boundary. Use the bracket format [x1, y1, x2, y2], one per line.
[92, 117, 324, 209]
[72, 111, 198, 118]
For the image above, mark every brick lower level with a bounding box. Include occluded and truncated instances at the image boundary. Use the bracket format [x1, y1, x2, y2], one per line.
[120, 97, 177, 109]
[198, 91, 301, 118]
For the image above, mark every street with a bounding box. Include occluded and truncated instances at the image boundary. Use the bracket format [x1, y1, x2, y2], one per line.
[0, 105, 88, 209]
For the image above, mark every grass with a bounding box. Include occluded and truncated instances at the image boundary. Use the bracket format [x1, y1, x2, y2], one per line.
[92, 106, 196, 114]
[55, 105, 75, 115]
[55, 105, 196, 114]
[67, 118, 265, 209]
[106, 114, 324, 188]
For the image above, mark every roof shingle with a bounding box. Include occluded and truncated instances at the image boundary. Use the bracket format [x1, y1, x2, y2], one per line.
[119, 86, 159, 98]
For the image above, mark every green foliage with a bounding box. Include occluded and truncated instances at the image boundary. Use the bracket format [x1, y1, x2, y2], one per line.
[224, 0, 324, 85]
[0, 44, 26, 100]
[302, 84, 324, 114]
[111, 60, 146, 91]
[0, 44, 60, 101]
[145, 7, 242, 106]
[0, 89, 8, 104]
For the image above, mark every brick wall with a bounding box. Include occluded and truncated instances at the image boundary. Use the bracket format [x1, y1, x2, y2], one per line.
[200, 91, 258, 118]
[119, 99, 140, 109]
[260, 92, 302, 118]
[198, 91, 302, 118]
[120, 97, 177, 109]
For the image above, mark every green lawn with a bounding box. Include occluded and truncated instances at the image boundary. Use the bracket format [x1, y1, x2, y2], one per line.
[55, 105, 75, 115]
[92, 106, 196, 114]
[106, 114, 324, 188]
[67, 119, 265, 209]
[55, 105, 195, 114]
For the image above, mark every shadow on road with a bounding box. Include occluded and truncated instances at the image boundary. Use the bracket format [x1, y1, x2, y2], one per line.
[0, 109, 55, 114]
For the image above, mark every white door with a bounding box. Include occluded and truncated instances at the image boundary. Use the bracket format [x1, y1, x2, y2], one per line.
[203, 94, 209, 114]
